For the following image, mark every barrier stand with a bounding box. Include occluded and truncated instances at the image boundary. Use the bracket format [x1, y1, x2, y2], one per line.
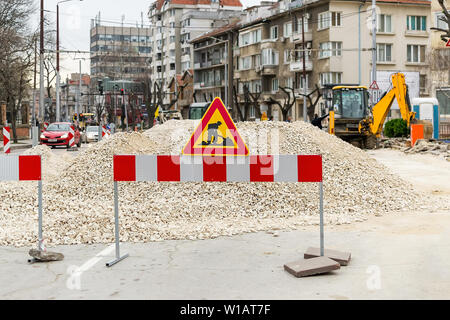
[67, 125, 78, 152]
[107, 154, 326, 268]
[3, 126, 11, 154]
[0, 155, 47, 262]
[105, 180, 129, 267]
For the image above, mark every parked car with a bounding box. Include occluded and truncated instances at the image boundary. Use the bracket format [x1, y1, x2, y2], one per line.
[40, 122, 81, 148]
[84, 126, 100, 143]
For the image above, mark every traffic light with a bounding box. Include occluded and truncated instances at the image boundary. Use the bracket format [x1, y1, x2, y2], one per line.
[120, 89, 124, 96]
[98, 80, 104, 95]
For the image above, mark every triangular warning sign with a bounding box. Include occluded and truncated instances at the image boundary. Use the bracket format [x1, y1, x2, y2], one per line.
[369, 81, 379, 90]
[446, 39, 450, 47]
[182, 97, 249, 156]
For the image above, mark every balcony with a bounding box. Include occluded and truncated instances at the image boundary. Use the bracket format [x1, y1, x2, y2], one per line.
[290, 59, 312, 72]
[291, 31, 312, 43]
[194, 81, 225, 90]
[260, 65, 277, 75]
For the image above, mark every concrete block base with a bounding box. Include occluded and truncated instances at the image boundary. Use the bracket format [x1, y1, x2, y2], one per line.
[304, 247, 351, 266]
[284, 256, 340, 278]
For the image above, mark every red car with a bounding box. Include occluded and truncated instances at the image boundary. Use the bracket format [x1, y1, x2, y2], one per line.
[40, 122, 81, 148]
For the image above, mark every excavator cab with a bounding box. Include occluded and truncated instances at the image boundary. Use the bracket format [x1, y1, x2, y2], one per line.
[329, 86, 375, 148]
[332, 86, 369, 119]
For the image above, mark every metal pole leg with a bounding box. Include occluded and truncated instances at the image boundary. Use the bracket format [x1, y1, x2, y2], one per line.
[28, 179, 44, 264]
[38, 179, 43, 250]
[319, 181, 324, 256]
[106, 181, 129, 267]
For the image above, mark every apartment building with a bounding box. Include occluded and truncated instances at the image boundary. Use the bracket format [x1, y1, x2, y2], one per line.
[191, 22, 240, 113]
[290, 0, 433, 116]
[231, 0, 434, 120]
[234, 2, 304, 120]
[148, 0, 243, 106]
[90, 20, 152, 82]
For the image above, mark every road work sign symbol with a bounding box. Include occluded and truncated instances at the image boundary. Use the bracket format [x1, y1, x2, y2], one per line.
[369, 81, 379, 90]
[182, 97, 249, 156]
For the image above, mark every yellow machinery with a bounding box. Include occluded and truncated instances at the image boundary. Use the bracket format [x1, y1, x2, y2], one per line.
[328, 72, 416, 149]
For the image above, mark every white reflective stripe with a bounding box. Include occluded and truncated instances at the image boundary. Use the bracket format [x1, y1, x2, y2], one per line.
[226, 156, 250, 182]
[3, 128, 10, 140]
[0, 155, 19, 181]
[274, 155, 298, 182]
[136, 155, 157, 181]
[180, 155, 203, 182]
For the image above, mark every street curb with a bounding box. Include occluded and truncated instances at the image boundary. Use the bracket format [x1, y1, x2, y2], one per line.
[0, 144, 33, 152]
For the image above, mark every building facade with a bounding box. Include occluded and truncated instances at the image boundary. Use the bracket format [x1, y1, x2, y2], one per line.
[90, 20, 152, 83]
[229, 0, 435, 121]
[148, 0, 243, 106]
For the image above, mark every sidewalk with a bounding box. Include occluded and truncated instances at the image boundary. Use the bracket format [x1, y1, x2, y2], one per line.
[0, 139, 33, 152]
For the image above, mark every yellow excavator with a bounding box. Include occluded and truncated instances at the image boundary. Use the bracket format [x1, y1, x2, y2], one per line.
[328, 72, 416, 149]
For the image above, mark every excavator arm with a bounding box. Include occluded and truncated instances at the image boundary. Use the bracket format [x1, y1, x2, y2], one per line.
[359, 73, 416, 136]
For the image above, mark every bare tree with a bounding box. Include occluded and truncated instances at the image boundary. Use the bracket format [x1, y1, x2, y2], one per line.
[268, 86, 296, 121]
[430, 0, 450, 42]
[0, 0, 36, 142]
[297, 85, 322, 121]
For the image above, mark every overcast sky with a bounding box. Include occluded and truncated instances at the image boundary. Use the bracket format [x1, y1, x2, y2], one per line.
[33, 0, 262, 79]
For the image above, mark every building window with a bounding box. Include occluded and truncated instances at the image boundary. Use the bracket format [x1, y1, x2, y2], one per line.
[407, 44, 426, 63]
[181, 61, 190, 71]
[320, 72, 342, 85]
[284, 50, 291, 64]
[378, 14, 392, 32]
[407, 16, 427, 31]
[262, 48, 279, 65]
[170, 36, 175, 43]
[284, 22, 292, 37]
[239, 29, 261, 47]
[270, 26, 278, 39]
[420, 74, 427, 93]
[286, 77, 293, 88]
[377, 43, 392, 62]
[239, 56, 252, 70]
[435, 13, 447, 29]
[319, 42, 341, 58]
[296, 17, 308, 32]
[331, 12, 341, 26]
[318, 12, 330, 30]
[272, 78, 279, 92]
[252, 80, 261, 93]
[253, 54, 261, 67]
[182, 18, 190, 27]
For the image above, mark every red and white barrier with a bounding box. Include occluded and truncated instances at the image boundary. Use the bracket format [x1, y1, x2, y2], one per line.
[3, 126, 10, 154]
[107, 154, 323, 267]
[68, 125, 75, 148]
[1, 155, 44, 260]
[102, 125, 107, 138]
[113, 155, 322, 183]
[0, 155, 42, 181]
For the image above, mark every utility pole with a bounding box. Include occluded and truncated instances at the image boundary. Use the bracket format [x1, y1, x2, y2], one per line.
[56, 4, 60, 122]
[39, 0, 44, 124]
[32, 38, 38, 146]
[302, 15, 307, 122]
[371, 0, 377, 88]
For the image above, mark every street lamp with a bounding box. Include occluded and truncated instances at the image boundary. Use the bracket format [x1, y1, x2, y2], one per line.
[56, 0, 83, 122]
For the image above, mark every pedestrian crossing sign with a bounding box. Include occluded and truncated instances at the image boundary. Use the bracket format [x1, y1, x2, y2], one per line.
[182, 97, 249, 156]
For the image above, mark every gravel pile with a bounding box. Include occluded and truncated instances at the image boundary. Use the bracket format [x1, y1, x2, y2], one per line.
[0, 120, 447, 247]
